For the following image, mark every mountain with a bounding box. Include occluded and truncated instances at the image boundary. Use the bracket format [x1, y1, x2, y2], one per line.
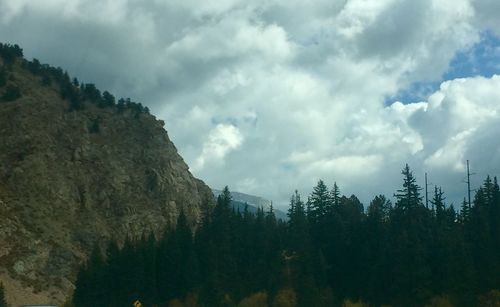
[0, 43, 213, 305]
[212, 189, 288, 220]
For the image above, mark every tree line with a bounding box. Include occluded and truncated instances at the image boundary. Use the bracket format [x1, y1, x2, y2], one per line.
[70, 165, 500, 307]
[0, 42, 149, 115]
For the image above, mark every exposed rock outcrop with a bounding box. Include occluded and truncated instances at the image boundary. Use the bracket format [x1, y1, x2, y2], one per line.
[0, 52, 213, 305]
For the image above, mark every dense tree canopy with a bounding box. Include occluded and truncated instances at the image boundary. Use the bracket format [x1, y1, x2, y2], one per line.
[72, 165, 500, 307]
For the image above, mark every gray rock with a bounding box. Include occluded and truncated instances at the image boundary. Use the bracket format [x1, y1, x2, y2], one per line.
[0, 59, 214, 305]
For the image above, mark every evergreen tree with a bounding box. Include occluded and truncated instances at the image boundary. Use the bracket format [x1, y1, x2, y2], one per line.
[70, 170, 500, 307]
[73, 262, 90, 307]
[460, 197, 470, 223]
[176, 210, 200, 296]
[0, 43, 23, 65]
[286, 191, 321, 306]
[363, 195, 391, 304]
[0, 282, 7, 307]
[138, 233, 158, 306]
[389, 164, 431, 305]
[0, 68, 6, 87]
[394, 164, 423, 212]
[308, 180, 330, 223]
[431, 186, 446, 223]
[206, 186, 238, 303]
[102, 91, 116, 107]
[2, 85, 21, 102]
[157, 226, 176, 303]
[330, 182, 340, 209]
[105, 239, 122, 307]
[75, 244, 107, 307]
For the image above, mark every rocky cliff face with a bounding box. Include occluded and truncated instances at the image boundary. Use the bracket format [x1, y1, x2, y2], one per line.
[0, 53, 213, 305]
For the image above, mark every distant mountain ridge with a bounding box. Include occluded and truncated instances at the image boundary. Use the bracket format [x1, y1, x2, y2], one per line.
[211, 189, 288, 220]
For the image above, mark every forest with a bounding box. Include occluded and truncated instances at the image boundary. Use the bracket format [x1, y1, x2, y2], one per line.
[70, 165, 500, 307]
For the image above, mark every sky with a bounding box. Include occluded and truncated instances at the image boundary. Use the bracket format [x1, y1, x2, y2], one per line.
[1, 0, 499, 209]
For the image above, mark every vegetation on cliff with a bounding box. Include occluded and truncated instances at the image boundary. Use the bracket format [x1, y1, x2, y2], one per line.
[0, 42, 213, 305]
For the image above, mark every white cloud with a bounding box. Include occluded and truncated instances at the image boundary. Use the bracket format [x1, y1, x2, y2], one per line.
[1, 0, 499, 207]
[473, 0, 500, 36]
[194, 124, 244, 171]
[424, 129, 474, 171]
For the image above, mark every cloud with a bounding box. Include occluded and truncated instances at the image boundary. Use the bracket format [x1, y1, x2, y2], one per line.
[194, 124, 244, 171]
[0, 0, 499, 207]
[473, 0, 500, 36]
[390, 75, 500, 202]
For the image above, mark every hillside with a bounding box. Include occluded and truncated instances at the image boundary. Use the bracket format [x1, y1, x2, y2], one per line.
[0, 43, 213, 305]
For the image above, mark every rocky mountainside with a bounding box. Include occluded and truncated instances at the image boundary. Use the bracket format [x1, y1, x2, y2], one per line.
[0, 44, 213, 305]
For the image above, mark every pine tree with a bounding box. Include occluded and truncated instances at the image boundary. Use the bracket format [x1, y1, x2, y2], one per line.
[309, 180, 330, 222]
[389, 164, 432, 305]
[86, 244, 107, 306]
[367, 195, 390, 223]
[105, 239, 122, 307]
[73, 263, 90, 307]
[460, 198, 470, 223]
[364, 195, 391, 304]
[286, 191, 321, 305]
[0, 68, 6, 87]
[2, 85, 21, 102]
[157, 226, 175, 303]
[209, 186, 238, 301]
[431, 186, 446, 223]
[176, 210, 199, 296]
[138, 232, 158, 306]
[394, 164, 423, 212]
[330, 182, 340, 211]
[0, 282, 7, 307]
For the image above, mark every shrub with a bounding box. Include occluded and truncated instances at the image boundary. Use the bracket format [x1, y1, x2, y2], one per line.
[238, 291, 268, 307]
[342, 298, 368, 307]
[168, 299, 185, 307]
[272, 288, 297, 307]
[478, 290, 500, 307]
[2, 85, 21, 101]
[424, 295, 454, 307]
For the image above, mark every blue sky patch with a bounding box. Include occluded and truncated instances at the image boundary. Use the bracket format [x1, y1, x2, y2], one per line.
[388, 31, 500, 105]
[445, 30, 500, 80]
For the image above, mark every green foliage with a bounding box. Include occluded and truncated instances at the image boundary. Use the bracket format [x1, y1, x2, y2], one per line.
[0, 68, 6, 87]
[2, 85, 21, 101]
[308, 179, 330, 221]
[272, 289, 297, 307]
[0, 43, 151, 115]
[394, 163, 423, 212]
[341, 299, 368, 307]
[88, 118, 100, 134]
[101, 91, 115, 107]
[0, 282, 7, 307]
[41, 74, 51, 86]
[478, 290, 500, 307]
[0, 43, 23, 65]
[424, 295, 455, 307]
[72, 171, 500, 307]
[237, 292, 268, 307]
